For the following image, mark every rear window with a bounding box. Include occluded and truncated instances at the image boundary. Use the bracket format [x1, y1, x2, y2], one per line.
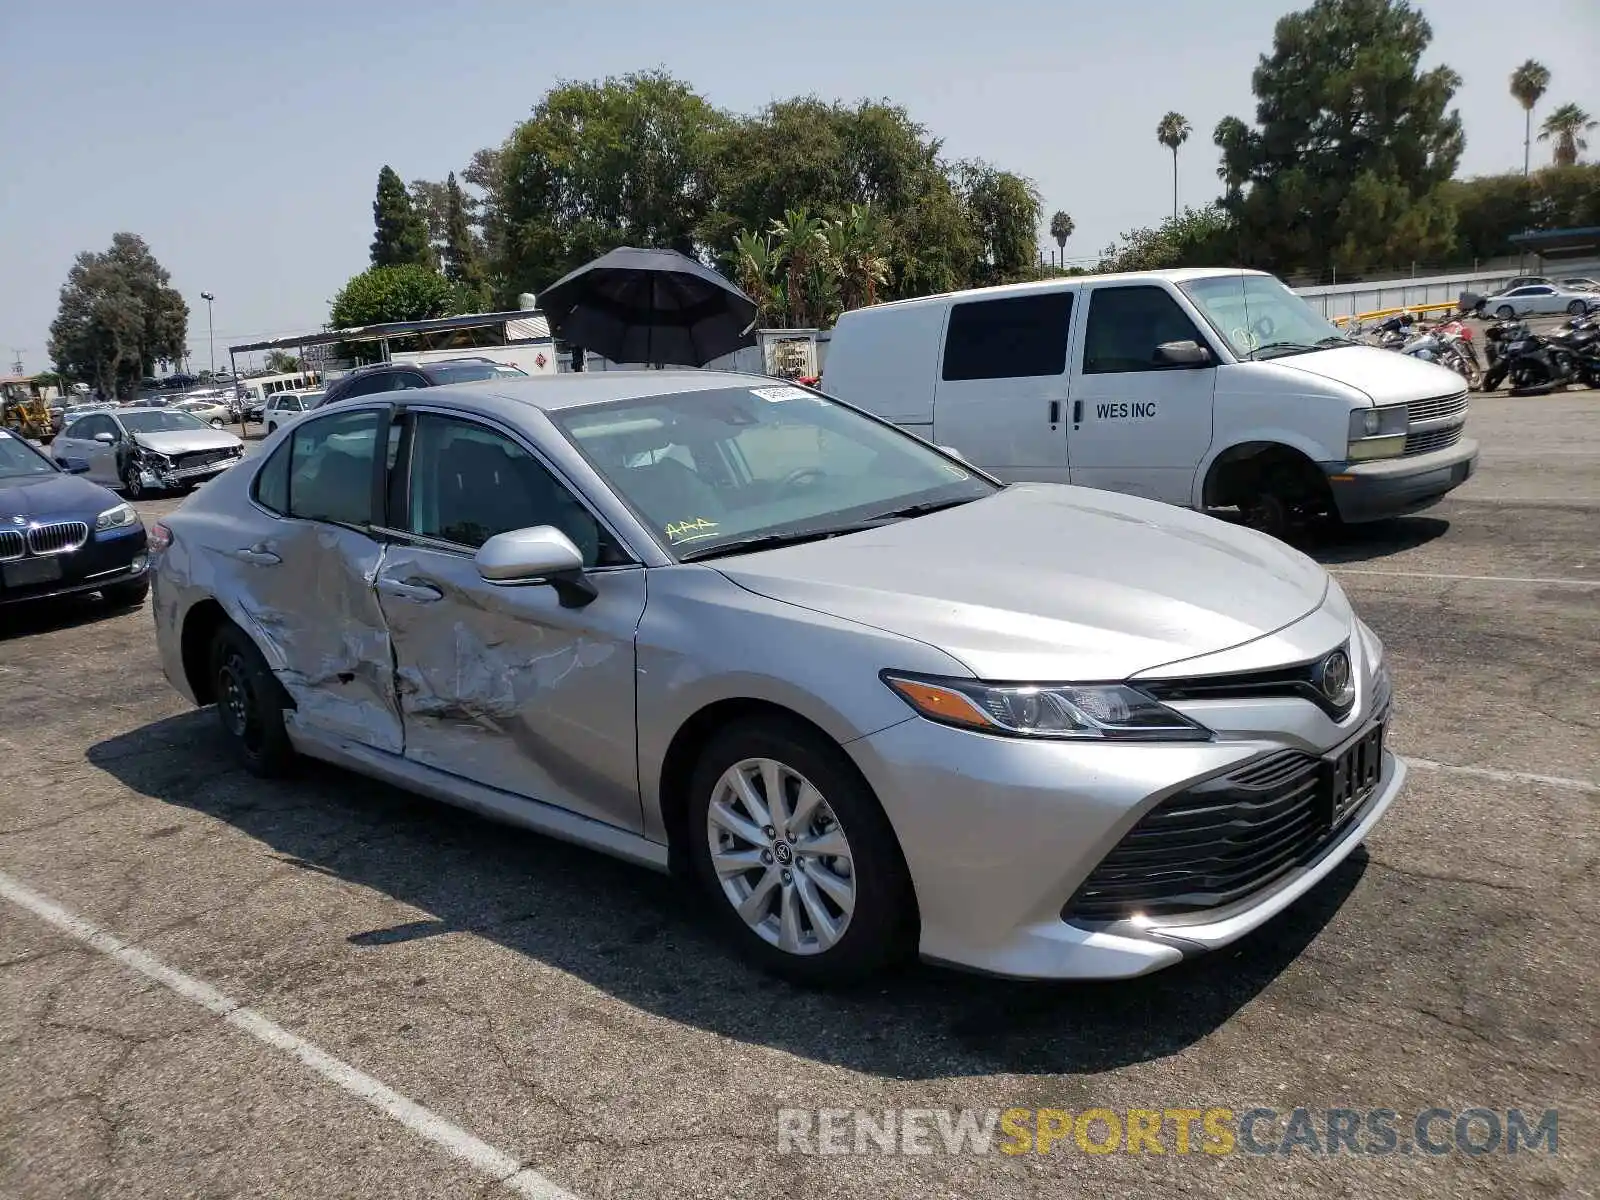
[941, 292, 1073, 381]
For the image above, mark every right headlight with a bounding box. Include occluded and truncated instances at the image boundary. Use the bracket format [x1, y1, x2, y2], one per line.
[1347, 405, 1408, 460]
[881, 672, 1211, 742]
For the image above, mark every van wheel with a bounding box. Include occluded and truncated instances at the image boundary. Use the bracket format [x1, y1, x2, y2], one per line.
[1239, 459, 1330, 542]
[687, 717, 917, 987]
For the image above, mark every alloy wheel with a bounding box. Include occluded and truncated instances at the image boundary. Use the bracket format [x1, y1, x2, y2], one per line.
[706, 757, 857, 956]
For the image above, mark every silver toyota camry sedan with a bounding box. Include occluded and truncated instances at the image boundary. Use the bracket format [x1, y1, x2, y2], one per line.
[148, 371, 1401, 984]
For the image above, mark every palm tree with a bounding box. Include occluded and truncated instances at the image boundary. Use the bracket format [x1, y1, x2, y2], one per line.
[1510, 60, 1551, 176]
[1049, 211, 1074, 269]
[731, 230, 781, 328]
[1539, 103, 1596, 167]
[769, 208, 828, 328]
[1156, 112, 1192, 221]
[823, 204, 890, 315]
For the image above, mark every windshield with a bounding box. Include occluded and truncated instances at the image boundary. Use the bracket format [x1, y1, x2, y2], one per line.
[1179, 274, 1352, 360]
[552, 384, 997, 559]
[428, 362, 527, 384]
[0, 431, 57, 479]
[120, 410, 209, 433]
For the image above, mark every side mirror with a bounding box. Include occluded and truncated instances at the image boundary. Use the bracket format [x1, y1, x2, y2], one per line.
[93, 431, 116, 444]
[1153, 339, 1212, 367]
[475, 525, 597, 608]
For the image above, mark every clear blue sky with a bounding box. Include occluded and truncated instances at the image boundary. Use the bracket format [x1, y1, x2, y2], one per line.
[3, 0, 1596, 373]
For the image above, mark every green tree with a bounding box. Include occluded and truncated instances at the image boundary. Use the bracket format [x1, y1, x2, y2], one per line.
[498, 70, 724, 294]
[1215, 0, 1464, 277]
[47, 233, 187, 398]
[371, 165, 435, 269]
[1445, 163, 1600, 261]
[1049, 210, 1075, 264]
[824, 204, 891, 315]
[1539, 103, 1595, 167]
[1097, 205, 1238, 273]
[1156, 112, 1192, 220]
[957, 161, 1043, 284]
[1510, 59, 1551, 177]
[263, 350, 303, 373]
[329, 264, 459, 329]
[441, 172, 487, 306]
[408, 177, 451, 260]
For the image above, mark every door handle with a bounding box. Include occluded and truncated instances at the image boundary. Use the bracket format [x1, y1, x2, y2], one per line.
[1048, 400, 1061, 425]
[233, 546, 281, 565]
[377, 577, 443, 602]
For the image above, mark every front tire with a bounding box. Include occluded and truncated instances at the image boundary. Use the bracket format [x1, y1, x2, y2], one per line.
[1568, 300, 1587, 316]
[687, 718, 916, 986]
[1496, 304, 1515, 321]
[210, 417, 224, 428]
[209, 623, 297, 777]
[102, 575, 150, 608]
[120, 465, 145, 499]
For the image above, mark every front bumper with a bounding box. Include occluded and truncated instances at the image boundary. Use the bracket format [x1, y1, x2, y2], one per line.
[0, 524, 149, 606]
[847, 663, 1400, 980]
[1321, 438, 1478, 523]
[132, 456, 240, 491]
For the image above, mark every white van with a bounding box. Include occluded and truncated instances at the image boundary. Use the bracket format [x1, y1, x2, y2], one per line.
[821, 268, 1479, 533]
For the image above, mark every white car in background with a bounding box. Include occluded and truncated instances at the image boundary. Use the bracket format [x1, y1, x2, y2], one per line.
[174, 391, 235, 427]
[262, 389, 326, 434]
[1482, 282, 1598, 319]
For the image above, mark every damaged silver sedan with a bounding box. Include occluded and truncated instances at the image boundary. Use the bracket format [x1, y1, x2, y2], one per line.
[149, 372, 1400, 985]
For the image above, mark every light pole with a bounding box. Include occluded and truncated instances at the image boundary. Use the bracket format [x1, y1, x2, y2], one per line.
[200, 292, 216, 377]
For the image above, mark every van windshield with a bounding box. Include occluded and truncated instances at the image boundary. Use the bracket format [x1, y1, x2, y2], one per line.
[552, 384, 997, 560]
[1179, 274, 1353, 360]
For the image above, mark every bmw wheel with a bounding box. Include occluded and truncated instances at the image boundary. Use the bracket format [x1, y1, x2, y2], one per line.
[688, 718, 916, 985]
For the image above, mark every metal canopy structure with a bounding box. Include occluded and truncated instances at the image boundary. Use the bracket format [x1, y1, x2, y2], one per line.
[1509, 226, 1600, 264]
[227, 308, 548, 356]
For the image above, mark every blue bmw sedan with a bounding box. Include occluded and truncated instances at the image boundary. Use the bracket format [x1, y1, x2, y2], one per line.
[0, 429, 150, 610]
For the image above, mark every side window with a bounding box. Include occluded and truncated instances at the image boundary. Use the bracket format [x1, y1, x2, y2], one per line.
[396, 372, 430, 390]
[285, 408, 382, 526]
[1082, 286, 1208, 374]
[942, 292, 1073, 381]
[403, 414, 623, 568]
[338, 373, 396, 399]
[253, 441, 290, 514]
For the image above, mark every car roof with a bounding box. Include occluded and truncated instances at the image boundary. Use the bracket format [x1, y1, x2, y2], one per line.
[841, 266, 1277, 315]
[386, 369, 787, 417]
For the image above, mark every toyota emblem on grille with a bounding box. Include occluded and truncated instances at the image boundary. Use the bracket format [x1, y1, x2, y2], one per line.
[1317, 649, 1354, 705]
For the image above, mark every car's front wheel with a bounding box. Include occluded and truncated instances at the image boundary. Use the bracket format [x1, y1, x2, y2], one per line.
[1496, 304, 1515, 320]
[209, 623, 296, 777]
[687, 718, 916, 986]
[102, 576, 150, 608]
[210, 417, 224, 428]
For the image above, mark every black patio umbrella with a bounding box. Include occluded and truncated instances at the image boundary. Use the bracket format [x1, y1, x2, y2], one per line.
[536, 247, 759, 368]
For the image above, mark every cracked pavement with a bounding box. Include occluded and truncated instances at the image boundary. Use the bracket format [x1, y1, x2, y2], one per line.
[0, 392, 1596, 1198]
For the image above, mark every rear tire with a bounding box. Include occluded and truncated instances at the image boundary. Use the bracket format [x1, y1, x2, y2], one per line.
[687, 717, 916, 987]
[1569, 300, 1587, 316]
[209, 623, 297, 778]
[1496, 304, 1515, 321]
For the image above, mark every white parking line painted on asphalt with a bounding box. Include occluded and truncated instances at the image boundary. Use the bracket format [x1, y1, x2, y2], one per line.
[1333, 568, 1600, 587]
[0, 869, 581, 1200]
[1402, 757, 1599, 794]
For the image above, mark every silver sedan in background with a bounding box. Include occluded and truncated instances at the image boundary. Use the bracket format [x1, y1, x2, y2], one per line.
[1482, 281, 1599, 319]
[147, 372, 1400, 984]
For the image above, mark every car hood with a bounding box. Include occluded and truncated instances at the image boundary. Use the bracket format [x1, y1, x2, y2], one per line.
[0, 471, 120, 520]
[134, 428, 243, 455]
[1269, 344, 1465, 405]
[712, 484, 1330, 681]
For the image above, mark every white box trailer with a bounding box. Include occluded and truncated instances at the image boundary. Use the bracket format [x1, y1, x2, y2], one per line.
[389, 343, 559, 376]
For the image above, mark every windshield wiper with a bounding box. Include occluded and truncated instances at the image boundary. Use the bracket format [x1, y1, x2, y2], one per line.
[857, 496, 980, 523]
[678, 525, 868, 562]
[1247, 340, 1317, 360]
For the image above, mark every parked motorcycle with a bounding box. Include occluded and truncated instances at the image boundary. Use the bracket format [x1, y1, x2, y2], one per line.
[1480, 320, 1579, 393]
[1545, 302, 1600, 388]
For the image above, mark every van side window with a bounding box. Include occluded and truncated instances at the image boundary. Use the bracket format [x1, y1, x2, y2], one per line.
[942, 292, 1073, 381]
[1083, 286, 1208, 374]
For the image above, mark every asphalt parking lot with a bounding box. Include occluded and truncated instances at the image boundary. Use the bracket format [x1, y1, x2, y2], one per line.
[2, 390, 1597, 1199]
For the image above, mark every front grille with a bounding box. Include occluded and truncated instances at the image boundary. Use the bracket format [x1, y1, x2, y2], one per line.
[1405, 390, 1468, 423]
[1403, 424, 1464, 456]
[1064, 750, 1330, 921]
[26, 521, 89, 556]
[1139, 641, 1354, 721]
[172, 448, 232, 471]
[0, 530, 23, 561]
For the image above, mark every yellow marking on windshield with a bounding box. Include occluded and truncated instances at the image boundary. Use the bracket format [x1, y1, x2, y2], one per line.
[665, 517, 720, 542]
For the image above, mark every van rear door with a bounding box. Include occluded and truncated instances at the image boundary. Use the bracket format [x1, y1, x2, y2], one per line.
[932, 290, 1072, 483]
[1067, 283, 1217, 505]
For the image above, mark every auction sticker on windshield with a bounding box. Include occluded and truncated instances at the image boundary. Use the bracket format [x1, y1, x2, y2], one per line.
[750, 386, 816, 403]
